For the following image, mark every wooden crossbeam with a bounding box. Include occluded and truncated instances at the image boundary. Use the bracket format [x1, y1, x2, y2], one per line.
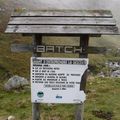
[22, 34, 101, 37]
[11, 44, 33, 52]
[11, 44, 107, 54]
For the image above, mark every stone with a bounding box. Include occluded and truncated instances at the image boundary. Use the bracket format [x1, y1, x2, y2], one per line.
[111, 70, 120, 78]
[97, 71, 105, 78]
[107, 62, 120, 69]
[0, 7, 5, 12]
[7, 116, 15, 120]
[4, 75, 29, 91]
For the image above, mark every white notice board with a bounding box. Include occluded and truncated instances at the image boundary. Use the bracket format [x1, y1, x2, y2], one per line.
[31, 57, 88, 104]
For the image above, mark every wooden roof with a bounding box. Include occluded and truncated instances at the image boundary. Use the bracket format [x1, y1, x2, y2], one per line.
[5, 10, 119, 35]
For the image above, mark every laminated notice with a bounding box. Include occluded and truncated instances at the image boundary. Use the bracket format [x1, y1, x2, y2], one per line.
[31, 57, 88, 104]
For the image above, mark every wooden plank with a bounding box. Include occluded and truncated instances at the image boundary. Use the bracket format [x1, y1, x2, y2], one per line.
[32, 103, 40, 120]
[79, 35, 89, 90]
[75, 35, 89, 120]
[11, 44, 33, 52]
[22, 34, 101, 37]
[88, 46, 106, 54]
[5, 25, 119, 35]
[11, 10, 113, 18]
[75, 103, 84, 120]
[32, 35, 42, 120]
[11, 44, 107, 54]
[9, 17, 116, 26]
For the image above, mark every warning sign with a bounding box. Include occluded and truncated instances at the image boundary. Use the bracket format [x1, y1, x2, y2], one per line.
[31, 57, 88, 104]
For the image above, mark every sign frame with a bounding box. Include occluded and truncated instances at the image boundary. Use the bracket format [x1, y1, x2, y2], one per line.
[31, 57, 88, 104]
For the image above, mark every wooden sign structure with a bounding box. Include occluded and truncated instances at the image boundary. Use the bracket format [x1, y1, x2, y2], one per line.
[5, 10, 119, 120]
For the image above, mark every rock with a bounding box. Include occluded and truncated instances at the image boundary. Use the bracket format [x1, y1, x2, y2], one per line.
[107, 61, 120, 69]
[47, 103, 55, 106]
[0, 7, 5, 12]
[111, 70, 120, 78]
[7, 116, 15, 120]
[97, 71, 105, 78]
[4, 75, 29, 91]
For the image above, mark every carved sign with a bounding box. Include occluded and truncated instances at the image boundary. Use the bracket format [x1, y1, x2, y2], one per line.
[11, 44, 106, 54]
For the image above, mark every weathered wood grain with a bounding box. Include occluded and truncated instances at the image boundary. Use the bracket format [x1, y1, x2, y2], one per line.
[32, 35, 42, 120]
[11, 10, 112, 18]
[5, 25, 119, 35]
[11, 44, 33, 52]
[5, 10, 119, 35]
[11, 44, 107, 54]
[9, 17, 116, 26]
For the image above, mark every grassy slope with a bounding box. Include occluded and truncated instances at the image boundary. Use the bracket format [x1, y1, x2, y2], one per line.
[0, 34, 120, 120]
[0, 77, 120, 120]
[0, 1, 120, 119]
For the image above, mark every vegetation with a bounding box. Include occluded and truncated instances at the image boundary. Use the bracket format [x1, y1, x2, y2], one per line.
[0, 1, 120, 119]
[0, 32, 120, 120]
[0, 76, 120, 120]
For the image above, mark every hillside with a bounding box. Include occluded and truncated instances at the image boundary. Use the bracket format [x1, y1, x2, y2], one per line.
[0, 0, 120, 120]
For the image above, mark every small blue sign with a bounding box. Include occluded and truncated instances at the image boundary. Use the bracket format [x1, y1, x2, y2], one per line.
[56, 95, 62, 99]
[37, 91, 44, 98]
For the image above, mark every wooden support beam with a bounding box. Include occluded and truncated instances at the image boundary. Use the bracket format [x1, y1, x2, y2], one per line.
[75, 34, 89, 120]
[32, 103, 40, 120]
[32, 34, 42, 120]
[75, 103, 84, 120]
[22, 33, 101, 37]
[80, 34, 89, 91]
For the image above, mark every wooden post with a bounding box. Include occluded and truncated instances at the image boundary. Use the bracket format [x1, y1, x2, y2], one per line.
[75, 103, 84, 120]
[32, 103, 40, 120]
[75, 34, 89, 120]
[80, 35, 89, 90]
[32, 34, 42, 120]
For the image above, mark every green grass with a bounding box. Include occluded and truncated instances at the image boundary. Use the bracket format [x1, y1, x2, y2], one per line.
[0, 33, 120, 120]
[85, 77, 120, 120]
[0, 34, 32, 79]
[0, 2, 120, 119]
[0, 87, 31, 119]
[0, 77, 120, 120]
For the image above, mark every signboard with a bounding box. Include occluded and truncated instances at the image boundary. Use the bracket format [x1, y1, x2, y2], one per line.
[36, 45, 83, 53]
[11, 44, 107, 54]
[31, 57, 88, 104]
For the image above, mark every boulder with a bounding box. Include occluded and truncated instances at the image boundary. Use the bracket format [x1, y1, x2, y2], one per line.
[97, 71, 105, 78]
[111, 70, 120, 78]
[7, 116, 15, 120]
[4, 75, 29, 91]
[108, 62, 120, 69]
